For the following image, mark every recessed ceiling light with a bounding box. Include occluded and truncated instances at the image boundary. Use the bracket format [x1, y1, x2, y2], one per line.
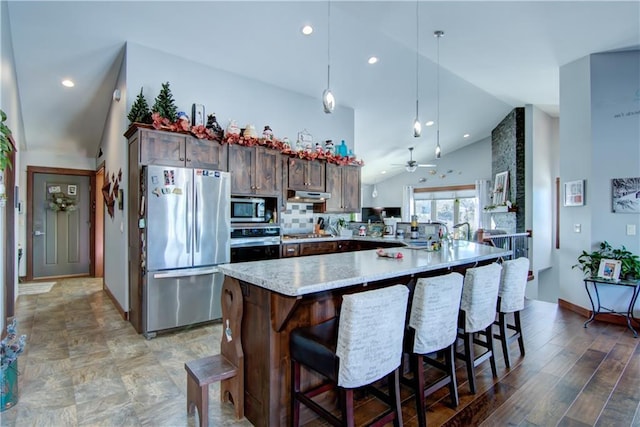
[301, 25, 313, 35]
[381, 170, 387, 174]
[367, 56, 378, 65]
[425, 121, 434, 127]
[463, 133, 470, 138]
[61, 79, 75, 88]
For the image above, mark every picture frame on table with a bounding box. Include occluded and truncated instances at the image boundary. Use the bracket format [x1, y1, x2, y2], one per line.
[597, 259, 622, 281]
[564, 179, 585, 206]
[493, 171, 509, 205]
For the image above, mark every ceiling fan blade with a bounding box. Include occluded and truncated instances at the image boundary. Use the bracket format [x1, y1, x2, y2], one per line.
[417, 163, 437, 168]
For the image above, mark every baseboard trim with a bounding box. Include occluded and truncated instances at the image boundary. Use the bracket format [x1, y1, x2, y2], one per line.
[558, 298, 635, 327]
[103, 280, 128, 321]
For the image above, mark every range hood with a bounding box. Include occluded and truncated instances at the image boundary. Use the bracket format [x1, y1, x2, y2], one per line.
[287, 190, 331, 203]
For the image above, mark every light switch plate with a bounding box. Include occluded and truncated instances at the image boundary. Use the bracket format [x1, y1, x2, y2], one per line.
[627, 224, 637, 236]
[574, 224, 581, 233]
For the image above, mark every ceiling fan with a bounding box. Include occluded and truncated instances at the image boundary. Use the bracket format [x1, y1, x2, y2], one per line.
[393, 147, 436, 172]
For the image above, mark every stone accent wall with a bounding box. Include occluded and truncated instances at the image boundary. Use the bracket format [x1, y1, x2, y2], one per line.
[491, 107, 525, 232]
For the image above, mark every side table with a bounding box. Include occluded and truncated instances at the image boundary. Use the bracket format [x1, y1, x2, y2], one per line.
[583, 277, 640, 338]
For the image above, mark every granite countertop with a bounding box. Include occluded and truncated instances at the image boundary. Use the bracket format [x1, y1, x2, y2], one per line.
[217, 241, 511, 297]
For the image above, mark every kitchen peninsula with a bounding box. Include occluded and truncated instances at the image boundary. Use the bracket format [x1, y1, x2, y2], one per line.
[216, 242, 511, 426]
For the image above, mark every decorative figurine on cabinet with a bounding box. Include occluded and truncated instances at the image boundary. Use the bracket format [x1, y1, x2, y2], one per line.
[225, 120, 241, 137]
[206, 113, 223, 138]
[243, 124, 257, 138]
[262, 125, 274, 140]
[324, 139, 334, 154]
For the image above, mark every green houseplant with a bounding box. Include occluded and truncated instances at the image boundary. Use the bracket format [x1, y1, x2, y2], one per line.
[0, 109, 14, 171]
[573, 241, 640, 280]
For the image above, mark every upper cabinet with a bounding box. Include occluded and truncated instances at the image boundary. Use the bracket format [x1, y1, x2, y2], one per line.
[324, 163, 361, 213]
[229, 144, 281, 197]
[132, 127, 228, 171]
[288, 158, 325, 192]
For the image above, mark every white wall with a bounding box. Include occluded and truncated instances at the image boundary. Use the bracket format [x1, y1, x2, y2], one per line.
[362, 136, 492, 210]
[98, 42, 356, 312]
[524, 105, 558, 300]
[558, 50, 640, 315]
[99, 52, 128, 308]
[1, 0, 25, 327]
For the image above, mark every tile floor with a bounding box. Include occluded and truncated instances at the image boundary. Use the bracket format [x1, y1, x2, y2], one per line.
[1, 277, 251, 426]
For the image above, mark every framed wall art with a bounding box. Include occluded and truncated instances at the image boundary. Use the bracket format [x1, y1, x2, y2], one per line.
[493, 171, 509, 205]
[564, 179, 585, 206]
[612, 177, 640, 213]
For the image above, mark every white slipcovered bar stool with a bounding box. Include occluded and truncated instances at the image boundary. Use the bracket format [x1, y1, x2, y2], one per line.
[456, 263, 502, 394]
[405, 272, 464, 427]
[494, 257, 530, 368]
[290, 285, 410, 427]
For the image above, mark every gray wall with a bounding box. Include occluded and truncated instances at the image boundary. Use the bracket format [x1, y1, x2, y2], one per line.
[558, 50, 640, 315]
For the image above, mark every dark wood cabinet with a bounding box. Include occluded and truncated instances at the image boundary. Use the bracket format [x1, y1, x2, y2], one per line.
[281, 243, 300, 258]
[229, 144, 281, 196]
[324, 164, 361, 213]
[136, 127, 228, 170]
[288, 158, 325, 191]
[299, 241, 338, 256]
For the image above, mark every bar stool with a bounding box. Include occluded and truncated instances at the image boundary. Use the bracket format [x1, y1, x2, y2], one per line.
[494, 257, 529, 368]
[456, 263, 502, 394]
[290, 285, 410, 427]
[405, 273, 464, 427]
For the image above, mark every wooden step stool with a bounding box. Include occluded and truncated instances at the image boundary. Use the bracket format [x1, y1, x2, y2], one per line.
[185, 354, 240, 427]
[185, 276, 244, 427]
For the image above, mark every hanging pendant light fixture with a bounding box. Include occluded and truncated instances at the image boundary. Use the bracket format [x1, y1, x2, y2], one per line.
[434, 30, 444, 158]
[322, 0, 335, 113]
[372, 183, 378, 198]
[413, 1, 421, 137]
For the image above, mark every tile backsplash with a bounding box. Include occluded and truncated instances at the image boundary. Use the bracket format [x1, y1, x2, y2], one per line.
[281, 203, 351, 234]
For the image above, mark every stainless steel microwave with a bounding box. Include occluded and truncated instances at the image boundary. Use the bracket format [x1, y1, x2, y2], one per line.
[230, 197, 266, 222]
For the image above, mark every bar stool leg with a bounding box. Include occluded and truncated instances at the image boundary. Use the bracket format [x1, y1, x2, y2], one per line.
[341, 389, 355, 427]
[485, 325, 497, 377]
[445, 344, 459, 407]
[498, 312, 511, 368]
[412, 354, 427, 427]
[463, 332, 477, 394]
[291, 360, 301, 427]
[388, 369, 402, 427]
[515, 311, 525, 356]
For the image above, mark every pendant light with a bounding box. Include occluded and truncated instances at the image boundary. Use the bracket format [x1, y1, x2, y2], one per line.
[322, 1, 335, 113]
[372, 183, 378, 198]
[413, 1, 421, 137]
[434, 30, 444, 158]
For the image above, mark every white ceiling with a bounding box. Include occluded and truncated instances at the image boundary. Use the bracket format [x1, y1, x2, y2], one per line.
[6, 1, 640, 184]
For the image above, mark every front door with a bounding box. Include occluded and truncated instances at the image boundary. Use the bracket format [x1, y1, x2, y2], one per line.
[31, 172, 91, 278]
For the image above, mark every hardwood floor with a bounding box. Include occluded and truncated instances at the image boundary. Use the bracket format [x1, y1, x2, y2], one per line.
[2, 277, 639, 426]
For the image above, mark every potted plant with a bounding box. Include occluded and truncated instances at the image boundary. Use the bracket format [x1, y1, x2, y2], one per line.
[572, 241, 640, 280]
[0, 109, 14, 172]
[1, 319, 27, 411]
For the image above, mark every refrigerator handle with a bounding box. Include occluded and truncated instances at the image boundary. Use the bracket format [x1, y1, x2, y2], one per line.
[186, 178, 192, 254]
[153, 267, 219, 279]
[195, 180, 200, 252]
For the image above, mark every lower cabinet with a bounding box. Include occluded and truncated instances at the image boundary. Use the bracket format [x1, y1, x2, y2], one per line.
[281, 239, 403, 258]
[299, 241, 338, 256]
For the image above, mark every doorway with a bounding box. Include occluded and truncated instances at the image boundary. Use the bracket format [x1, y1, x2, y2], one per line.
[26, 166, 96, 281]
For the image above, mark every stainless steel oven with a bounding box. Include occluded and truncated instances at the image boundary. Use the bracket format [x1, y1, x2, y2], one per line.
[230, 226, 281, 263]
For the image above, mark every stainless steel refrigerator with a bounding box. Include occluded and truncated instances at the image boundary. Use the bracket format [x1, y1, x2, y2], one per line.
[142, 165, 230, 337]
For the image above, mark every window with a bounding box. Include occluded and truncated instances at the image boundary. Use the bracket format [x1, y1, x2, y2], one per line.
[414, 185, 477, 239]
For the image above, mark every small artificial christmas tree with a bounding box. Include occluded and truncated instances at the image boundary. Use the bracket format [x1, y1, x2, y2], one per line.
[152, 82, 178, 123]
[127, 87, 152, 124]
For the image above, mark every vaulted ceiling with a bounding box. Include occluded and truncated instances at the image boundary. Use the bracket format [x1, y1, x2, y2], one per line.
[5, 1, 640, 183]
